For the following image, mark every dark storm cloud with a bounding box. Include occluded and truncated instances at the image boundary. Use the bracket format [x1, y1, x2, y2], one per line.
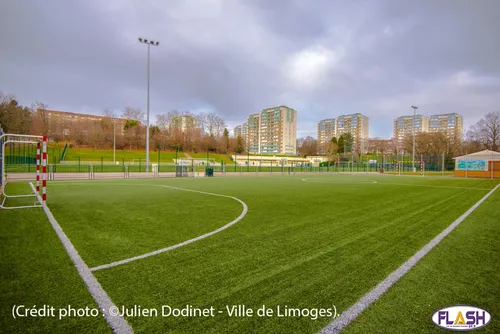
[1, 0, 499, 137]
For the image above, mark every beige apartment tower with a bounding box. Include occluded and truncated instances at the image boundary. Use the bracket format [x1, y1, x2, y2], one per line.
[317, 118, 336, 153]
[428, 113, 463, 143]
[393, 115, 429, 148]
[259, 106, 297, 155]
[246, 113, 260, 154]
[335, 113, 369, 153]
[243, 106, 297, 155]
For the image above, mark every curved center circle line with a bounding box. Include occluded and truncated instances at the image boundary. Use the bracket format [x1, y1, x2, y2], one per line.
[89, 184, 248, 271]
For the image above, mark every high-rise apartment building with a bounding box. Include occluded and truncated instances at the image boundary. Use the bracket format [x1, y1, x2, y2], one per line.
[259, 106, 297, 155]
[428, 113, 463, 143]
[234, 123, 247, 138]
[246, 113, 260, 154]
[241, 106, 297, 155]
[393, 115, 429, 148]
[317, 118, 336, 152]
[335, 113, 369, 153]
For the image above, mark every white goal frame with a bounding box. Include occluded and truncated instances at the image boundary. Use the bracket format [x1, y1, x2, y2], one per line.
[0, 134, 47, 209]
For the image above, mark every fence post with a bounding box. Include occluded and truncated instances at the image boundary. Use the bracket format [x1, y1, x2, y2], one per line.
[465, 156, 468, 178]
[441, 153, 444, 176]
[101, 156, 103, 172]
[78, 156, 81, 172]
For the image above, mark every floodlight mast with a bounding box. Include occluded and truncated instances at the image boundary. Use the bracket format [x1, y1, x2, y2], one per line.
[138, 37, 159, 173]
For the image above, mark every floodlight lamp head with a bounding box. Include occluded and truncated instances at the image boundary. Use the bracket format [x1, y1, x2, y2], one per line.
[138, 37, 142, 42]
[411, 105, 418, 109]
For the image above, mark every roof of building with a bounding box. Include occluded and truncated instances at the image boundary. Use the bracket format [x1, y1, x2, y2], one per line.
[453, 150, 500, 159]
[40, 109, 125, 120]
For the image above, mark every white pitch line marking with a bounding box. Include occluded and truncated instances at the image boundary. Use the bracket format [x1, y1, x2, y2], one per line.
[321, 183, 500, 334]
[90, 184, 248, 271]
[29, 183, 133, 334]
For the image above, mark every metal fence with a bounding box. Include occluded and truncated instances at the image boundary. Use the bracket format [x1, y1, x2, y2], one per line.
[3, 152, 456, 178]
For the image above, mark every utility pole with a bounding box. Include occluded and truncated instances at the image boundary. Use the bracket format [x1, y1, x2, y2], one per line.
[113, 118, 116, 164]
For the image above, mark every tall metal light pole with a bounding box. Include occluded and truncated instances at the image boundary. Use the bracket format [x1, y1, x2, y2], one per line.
[113, 118, 116, 164]
[411, 105, 418, 172]
[138, 37, 159, 172]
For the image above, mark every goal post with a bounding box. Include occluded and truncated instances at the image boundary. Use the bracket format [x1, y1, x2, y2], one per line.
[0, 134, 47, 209]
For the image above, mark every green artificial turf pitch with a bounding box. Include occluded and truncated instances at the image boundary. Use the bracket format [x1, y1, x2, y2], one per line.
[1, 174, 499, 333]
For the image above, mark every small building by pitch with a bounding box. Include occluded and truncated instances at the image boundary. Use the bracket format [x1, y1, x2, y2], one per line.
[454, 150, 500, 178]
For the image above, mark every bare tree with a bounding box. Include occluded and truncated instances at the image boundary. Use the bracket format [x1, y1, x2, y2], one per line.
[299, 136, 318, 156]
[467, 111, 500, 151]
[404, 132, 449, 155]
[196, 112, 208, 135]
[156, 110, 182, 132]
[213, 115, 227, 138]
[103, 108, 116, 117]
[462, 139, 483, 154]
[122, 107, 145, 123]
[368, 138, 392, 154]
[31, 101, 50, 135]
[156, 113, 169, 131]
[89, 121, 105, 149]
[327, 143, 339, 161]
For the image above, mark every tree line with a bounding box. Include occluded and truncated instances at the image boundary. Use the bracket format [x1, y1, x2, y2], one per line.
[0, 91, 240, 154]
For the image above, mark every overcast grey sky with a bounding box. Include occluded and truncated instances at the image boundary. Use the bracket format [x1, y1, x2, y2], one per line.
[1, 0, 499, 138]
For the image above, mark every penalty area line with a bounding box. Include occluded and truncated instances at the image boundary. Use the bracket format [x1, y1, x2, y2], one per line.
[90, 184, 248, 272]
[29, 183, 133, 334]
[320, 182, 500, 334]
